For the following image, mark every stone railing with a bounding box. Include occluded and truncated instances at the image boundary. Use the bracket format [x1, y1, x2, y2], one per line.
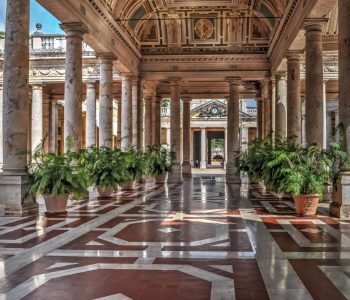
[244, 107, 257, 115]
[161, 107, 170, 117]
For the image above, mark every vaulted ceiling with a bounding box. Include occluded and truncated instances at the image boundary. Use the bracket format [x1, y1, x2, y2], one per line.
[101, 0, 288, 54]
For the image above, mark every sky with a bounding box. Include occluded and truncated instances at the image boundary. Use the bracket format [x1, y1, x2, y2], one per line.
[0, 0, 63, 34]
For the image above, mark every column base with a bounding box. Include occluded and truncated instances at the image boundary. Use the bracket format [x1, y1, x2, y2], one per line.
[167, 163, 183, 183]
[200, 161, 206, 169]
[225, 162, 241, 184]
[330, 171, 350, 219]
[0, 173, 39, 216]
[182, 161, 192, 178]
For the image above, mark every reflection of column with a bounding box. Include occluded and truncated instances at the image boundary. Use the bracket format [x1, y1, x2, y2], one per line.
[132, 79, 138, 147]
[31, 84, 43, 153]
[0, 0, 38, 215]
[60, 23, 87, 151]
[168, 79, 182, 182]
[182, 97, 192, 176]
[85, 82, 97, 147]
[200, 127, 206, 169]
[0, 84, 3, 167]
[49, 99, 58, 154]
[275, 73, 287, 139]
[144, 96, 153, 147]
[121, 75, 132, 150]
[226, 78, 241, 183]
[305, 22, 324, 146]
[287, 53, 302, 143]
[99, 54, 114, 148]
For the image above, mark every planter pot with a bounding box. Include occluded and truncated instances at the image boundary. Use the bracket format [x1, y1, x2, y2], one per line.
[155, 174, 167, 184]
[96, 186, 114, 198]
[69, 191, 89, 201]
[43, 193, 69, 214]
[120, 180, 135, 190]
[293, 194, 320, 216]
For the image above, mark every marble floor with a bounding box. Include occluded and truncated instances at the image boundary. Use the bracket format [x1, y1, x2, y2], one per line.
[0, 176, 349, 299]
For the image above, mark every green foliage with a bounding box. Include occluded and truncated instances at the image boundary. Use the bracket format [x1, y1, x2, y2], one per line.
[29, 145, 89, 198]
[146, 145, 173, 176]
[123, 148, 147, 180]
[0, 31, 5, 38]
[234, 137, 349, 198]
[85, 146, 128, 188]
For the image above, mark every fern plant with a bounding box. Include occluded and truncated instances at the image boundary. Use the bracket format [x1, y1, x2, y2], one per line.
[29, 149, 89, 198]
[147, 145, 173, 176]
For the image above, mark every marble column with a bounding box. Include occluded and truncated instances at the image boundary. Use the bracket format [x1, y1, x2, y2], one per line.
[156, 96, 162, 145]
[304, 22, 324, 146]
[117, 98, 122, 148]
[200, 127, 207, 169]
[326, 112, 333, 149]
[121, 75, 132, 150]
[144, 96, 153, 147]
[85, 82, 97, 147]
[60, 23, 87, 151]
[261, 79, 270, 137]
[182, 97, 192, 176]
[287, 54, 302, 143]
[301, 97, 306, 145]
[224, 127, 228, 169]
[226, 78, 241, 184]
[152, 96, 161, 145]
[31, 84, 43, 154]
[0, 0, 38, 215]
[0, 84, 3, 168]
[136, 80, 144, 150]
[98, 54, 114, 148]
[270, 77, 276, 141]
[49, 99, 58, 154]
[335, 110, 340, 144]
[322, 81, 328, 149]
[331, 0, 350, 219]
[275, 73, 287, 139]
[166, 127, 171, 149]
[132, 79, 138, 147]
[168, 80, 182, 182]
[257, 99, 263, 139]
[241, 126, 249, 151]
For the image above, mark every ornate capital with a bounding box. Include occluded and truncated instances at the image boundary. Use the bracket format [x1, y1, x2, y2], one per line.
[60, 22, 88, 37]
[226, 77, 241, 86]
[97, 52, 117, 63]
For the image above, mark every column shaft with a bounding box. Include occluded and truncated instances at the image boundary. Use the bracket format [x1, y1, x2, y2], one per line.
[49, 99, 58, 154]
[136, 80, 144, 150]
[226, 78, 241, 183]
[287, 54, 302, 143]
[182, 97, 192, 176]
[99, 55, 114, 148]
[144, 96, 153, 147]
[275, 73, 287, 139]
[132, 80, 138, 147]
[200, 127, 207, 169]
[168, 80, 182, 182]
[305, 23, 324, 146]
[85, 82, 97, 147]
[31, 85, 43, 154]
[117, 98, 122, 147]
[0, 84, 3, 168]
[60, 23, 86, 151]
[121, 76, 132, 150]
[0, 0, 38, 215]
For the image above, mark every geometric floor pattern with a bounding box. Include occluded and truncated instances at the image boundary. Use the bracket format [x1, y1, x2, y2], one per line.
[0, 176, 349, 299]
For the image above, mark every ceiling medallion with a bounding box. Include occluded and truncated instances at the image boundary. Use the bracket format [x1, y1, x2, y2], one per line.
[194, 19, 214, 40]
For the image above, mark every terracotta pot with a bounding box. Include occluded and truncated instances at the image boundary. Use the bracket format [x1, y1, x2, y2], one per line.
[155, 174, 166, 184]
[293, 194, 320, 216]
[43, 193, 69, 214]
[96, 186, 114, 198]
[120, 180, 135, 190]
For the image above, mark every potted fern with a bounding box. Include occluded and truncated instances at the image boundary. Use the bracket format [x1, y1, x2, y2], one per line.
[265, 145, 333, 216]
[29, 150, 89, 215]
[86, 147, 127, 197]
[121, 149, 146, 189]
[148, 145, 172, 184]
